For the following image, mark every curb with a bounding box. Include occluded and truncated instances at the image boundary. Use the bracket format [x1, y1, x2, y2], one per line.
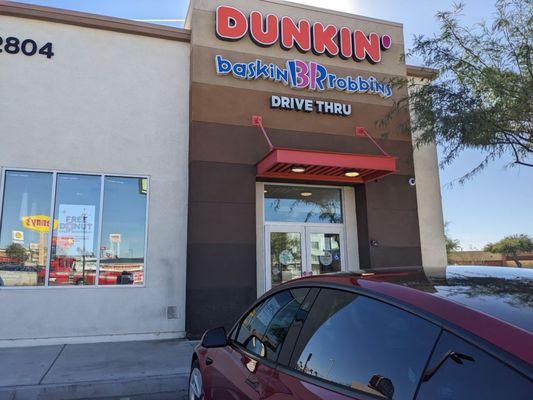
[0, 373, 189, 400]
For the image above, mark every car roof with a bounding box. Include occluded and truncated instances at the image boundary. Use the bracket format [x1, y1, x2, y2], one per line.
[287, 267, 533, 365]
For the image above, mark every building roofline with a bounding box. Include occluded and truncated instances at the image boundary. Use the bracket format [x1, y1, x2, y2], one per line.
[1, 2, 436, 78]
[406, 65, 438, 80]
[185, 0, 404, 29]
[0, 0, 191, 42]
[262, 0, 404, 28]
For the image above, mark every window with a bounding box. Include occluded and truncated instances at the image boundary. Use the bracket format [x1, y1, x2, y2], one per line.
[0, 170, 148, 287]
[290, 289, 440, 399]
[416, 331, 532, 400]
[99, 177, 147, 286]
[49, 174, 101, 286]
[310, 233, 341, 275]
[0, 171, 53, 286]
[270, 232, 303, 287]
[236, 288, 309, 360]
[264, 185, 342, 223]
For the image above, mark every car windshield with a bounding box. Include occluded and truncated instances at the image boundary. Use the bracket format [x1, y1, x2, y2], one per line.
[390, 266, 533, 333]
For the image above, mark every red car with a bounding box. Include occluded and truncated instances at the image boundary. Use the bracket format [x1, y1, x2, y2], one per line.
[188, 267, 532, 399]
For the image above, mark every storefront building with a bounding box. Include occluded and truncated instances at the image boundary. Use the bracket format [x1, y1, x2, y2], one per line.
[0, 0, 446, 345]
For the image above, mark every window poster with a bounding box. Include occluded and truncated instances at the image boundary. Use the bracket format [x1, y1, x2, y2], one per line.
[56, 204, 95, 256]
[257, 296, 280, 326]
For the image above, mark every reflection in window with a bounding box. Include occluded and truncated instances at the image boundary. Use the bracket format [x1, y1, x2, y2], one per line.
[0, 171, 53, 286]
[310, 233, 341, 275]
[49, 174, 101, 286]
[245, 336, 266, 358]
[291, 289, 440, 399]
[0, 170, 149, 287]
[417, 331, 532, 400]
[265, 185, 342, 223]
[270, 232, 302, 287]
[237, 295, 281, 349]
[263, 288, 309, 362]
[99, 177, 147, 285]
[237, 288, 309, 360]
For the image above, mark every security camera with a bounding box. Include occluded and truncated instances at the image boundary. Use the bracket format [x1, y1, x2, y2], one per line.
[408, 177, 416, 186]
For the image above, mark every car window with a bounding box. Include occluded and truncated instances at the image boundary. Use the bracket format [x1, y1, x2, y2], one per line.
[236, 288, 309, 358]
[290, 289, 440, 399]
[416, 331, 532, 400]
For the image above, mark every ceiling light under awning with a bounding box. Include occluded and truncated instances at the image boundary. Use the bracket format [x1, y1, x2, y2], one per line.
[344, 171, 360, 177]
[291, 166, 306, 173]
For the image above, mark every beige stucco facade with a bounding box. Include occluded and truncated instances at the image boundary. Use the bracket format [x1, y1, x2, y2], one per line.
[0, 15, 190, 346]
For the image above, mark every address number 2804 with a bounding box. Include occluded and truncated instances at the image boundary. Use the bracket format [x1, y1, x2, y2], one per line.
[0, 36, 54, 59]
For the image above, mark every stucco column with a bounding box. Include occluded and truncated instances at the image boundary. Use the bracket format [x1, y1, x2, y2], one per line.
[409, 77, 448, 270]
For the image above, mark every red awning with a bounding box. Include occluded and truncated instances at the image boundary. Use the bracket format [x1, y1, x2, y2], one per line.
[257, 147, 397, 183]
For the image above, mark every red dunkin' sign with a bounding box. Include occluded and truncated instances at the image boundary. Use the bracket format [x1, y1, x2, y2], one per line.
[215, 5, 392, 64]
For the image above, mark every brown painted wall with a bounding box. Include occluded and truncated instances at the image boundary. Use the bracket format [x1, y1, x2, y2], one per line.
[186, 0, 421, 337]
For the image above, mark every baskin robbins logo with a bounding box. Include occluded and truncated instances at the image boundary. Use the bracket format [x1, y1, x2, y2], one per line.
[215, 56, 393, 98]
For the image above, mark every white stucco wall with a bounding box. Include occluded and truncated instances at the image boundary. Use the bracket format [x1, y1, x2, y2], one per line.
[409, 78, 447, 269]
[0, 16, 190, 346]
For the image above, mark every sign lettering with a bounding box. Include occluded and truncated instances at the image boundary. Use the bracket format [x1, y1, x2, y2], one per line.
[21, 215, 58, 233]
[216, 55, 392, 98]
[0, 35, 54, 59]
[215, 5, 392, 64]
[270, 95, 352, 117]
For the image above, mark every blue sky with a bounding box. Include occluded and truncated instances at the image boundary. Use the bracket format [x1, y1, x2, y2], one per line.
[20, 0, 533, 249]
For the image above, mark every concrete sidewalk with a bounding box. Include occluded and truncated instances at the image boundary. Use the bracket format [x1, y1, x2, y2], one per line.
[0, 339, 195, 400]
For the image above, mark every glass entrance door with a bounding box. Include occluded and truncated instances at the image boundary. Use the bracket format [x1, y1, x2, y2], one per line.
[307, 226, 343, 276]
[265, 225, 345, 289]
[265, 225, 306, 288]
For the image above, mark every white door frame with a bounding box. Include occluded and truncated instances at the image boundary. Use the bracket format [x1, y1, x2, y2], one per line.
[256, 182, 360, 296]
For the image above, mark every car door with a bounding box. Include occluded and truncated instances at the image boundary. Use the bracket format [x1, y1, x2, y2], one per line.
[206, 288, 309, 399]
[205, 344, 261, 400]
[269, 288, 442, 399]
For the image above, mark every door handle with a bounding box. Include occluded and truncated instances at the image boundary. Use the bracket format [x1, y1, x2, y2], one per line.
[206, 357, 214, 366]
[245, 378, 260, 391]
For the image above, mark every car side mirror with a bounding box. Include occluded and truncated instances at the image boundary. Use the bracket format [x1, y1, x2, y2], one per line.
[201, 327, 228, 348]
